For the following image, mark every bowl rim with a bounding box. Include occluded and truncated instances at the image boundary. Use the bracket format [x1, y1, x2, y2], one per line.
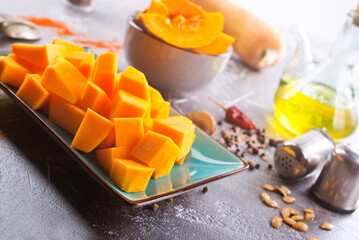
[127, 15, 233, 58]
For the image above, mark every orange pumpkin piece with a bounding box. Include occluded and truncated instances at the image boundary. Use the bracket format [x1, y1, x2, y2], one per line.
[114, 118, 144, 147]
[97, 128, 116, 149]
[49, 95, 86, 135]
[152, 116, 195, 165]
[8, 54, 45, 74]
[140, 12, 223, 49]
[96, 146, 134, 173]
[149, 85, 163, 101]
[150, 99, 170, 119]
[12, 43, 64, 68]
[108, 90, 148, 120]
[162, 0, 204, 17]
[146, 0, 169, 15]
[193, 32, 235, 55]
[16, 74, 50, 110]
[65, 52, 94, 79]
[110, 158, 154, 193]
[0, 56, 31, 88]
[78, 81, 111, 117]
[71, 108, 114, 153]
[131, 130, 180, 179]
[52, 38, 84, 56]
[176, 133, 196, 165]
[91, 52, 117, 99]
[41, 58, 88, 104]
[118, 66, 150, 101]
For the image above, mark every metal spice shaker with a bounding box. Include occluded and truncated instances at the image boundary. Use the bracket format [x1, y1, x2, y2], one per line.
[311, 143, 359, 213]
[274, 129, 335, 179]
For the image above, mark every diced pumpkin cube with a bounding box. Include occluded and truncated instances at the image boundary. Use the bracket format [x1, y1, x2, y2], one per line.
[110, 158, 154, 193]
[78, 81, 111, 117]
[16, 74, 50, 110]
[108, 90, 148, 120]
[41, 58, 88, 104]
[91, 52, 117, 99]
[96, 146, 134, 173]
[49, 95, 85, 135]
[0, 56, 31, 88]
[150, 99, 170, 119]
[149, 85, 163, 101]
[131, 131, 180, 179]
[97, 128, 116, 149]
[65, 52, 94, 79]
[8, 54, 45, 74]
[143, 115, 153, 132]
[118, 66, 150, 101]
[176, 133, 196, 165]
[52, 38, 84, 56]
[71, 108, 114, 153]
[114, 118, 144, 147]
[152, 116, 195, 164]
[12, 43, 64, 68]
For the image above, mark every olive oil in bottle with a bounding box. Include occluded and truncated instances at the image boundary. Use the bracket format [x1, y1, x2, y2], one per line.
[274, 78, 357, 140]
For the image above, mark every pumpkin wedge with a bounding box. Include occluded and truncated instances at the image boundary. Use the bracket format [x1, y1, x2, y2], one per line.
[193, 32, 234, 55]
[162, 0, 204, 17]
[146, 0, 169, 15]
[140, 12, 224, 49]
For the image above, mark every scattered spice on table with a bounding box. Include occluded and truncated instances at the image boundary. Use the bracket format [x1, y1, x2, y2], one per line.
[22, 16, 124, 52]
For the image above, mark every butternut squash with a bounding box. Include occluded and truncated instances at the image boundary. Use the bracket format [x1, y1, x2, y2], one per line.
[96, 146, 134, 173]
[41, 57, 88, 104]
[49, 95, 85, 135]
[65, 52, 94, 79]
[16, 74, 50, 110]
[71, 108, 114, 153]
[152, 117, 195, 165]
[114, 118, 144, 147]
[131, 131, 180, 179]
[190, 0, 285, 69]
[110, 158, 154, 193]
[12, 43, 65, 68]
[52, 38, 84, 56]
[0, 56, 31, 88]
[91, 52, 117, 99]
[108, 90, 148, 120]
[78, 81, 111, 117]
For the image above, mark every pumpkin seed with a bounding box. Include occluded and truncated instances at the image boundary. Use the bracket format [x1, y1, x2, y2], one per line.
[263, 198, 279, 208]
[281, 207, 291, 219]
[263, 184, 275, 191]
[283, 196, 296, 203]
[275, 186, 287, 197]
[291, 215, 304, 221]
[293, 222, 309, 232]
[290, 208, 300, 215]
[305, 212, 315, 221]
[280, 185, 291, 195]
[304, 208, 315, 213]
[271, 216, 283, 229]
[320, 222, 334, 230]
[284, 217, 296, 227]
[261, 192, 270, 201]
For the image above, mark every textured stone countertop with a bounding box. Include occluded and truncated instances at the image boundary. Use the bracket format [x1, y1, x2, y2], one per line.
[0, 0, 358, 239]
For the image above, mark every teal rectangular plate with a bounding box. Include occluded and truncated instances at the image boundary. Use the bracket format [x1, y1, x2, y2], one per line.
[0, 77, 248, 207]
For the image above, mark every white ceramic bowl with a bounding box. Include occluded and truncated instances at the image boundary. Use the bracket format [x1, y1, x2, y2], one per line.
[124, 17, 232, 94]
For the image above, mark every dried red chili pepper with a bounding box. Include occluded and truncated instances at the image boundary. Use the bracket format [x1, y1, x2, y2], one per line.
[209, 97, 257, 130]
